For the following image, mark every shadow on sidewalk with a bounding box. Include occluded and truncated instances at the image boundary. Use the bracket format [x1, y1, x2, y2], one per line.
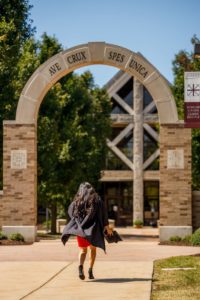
[87, 278, 152, 283]
[120, 234, 159, 240]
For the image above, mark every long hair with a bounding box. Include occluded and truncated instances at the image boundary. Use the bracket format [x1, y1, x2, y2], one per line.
[72, 182, 98, 220]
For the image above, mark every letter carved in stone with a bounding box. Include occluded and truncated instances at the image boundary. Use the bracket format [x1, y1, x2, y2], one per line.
[128, 58, 148, 79]
[49, 62, 62, 76]
[64, 48, 90, 67]
[104, 47, 130, 67]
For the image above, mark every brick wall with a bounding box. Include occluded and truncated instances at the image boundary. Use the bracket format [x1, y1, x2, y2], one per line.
[159, 124, 192, 226]
[0, 122, 37, 226]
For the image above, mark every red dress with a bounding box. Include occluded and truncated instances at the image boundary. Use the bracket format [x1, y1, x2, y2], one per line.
[77, 236, 91, 247]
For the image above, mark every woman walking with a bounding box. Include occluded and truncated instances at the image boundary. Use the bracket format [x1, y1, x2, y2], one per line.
[61, 182, 113, 280]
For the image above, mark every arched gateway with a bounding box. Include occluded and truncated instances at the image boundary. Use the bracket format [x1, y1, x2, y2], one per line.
[0, 42, 192, 242]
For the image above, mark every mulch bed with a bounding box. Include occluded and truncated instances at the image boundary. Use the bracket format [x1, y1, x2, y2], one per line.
[0, 240, 32, 246]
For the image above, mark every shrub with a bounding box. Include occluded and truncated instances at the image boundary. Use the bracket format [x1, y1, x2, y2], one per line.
[191, 228, 200, 246]
[9, 233, 25, 242]
[0, 231, 8, 240]
[169, 235, 182, 242]
[182, 235, 192, 243]
[134, 219, 143, 226]
[42, 220, 51, 229]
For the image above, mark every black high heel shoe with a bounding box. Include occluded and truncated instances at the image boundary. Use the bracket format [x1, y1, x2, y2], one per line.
[78, 265, 85, 280]
[88, 267, 94, 279]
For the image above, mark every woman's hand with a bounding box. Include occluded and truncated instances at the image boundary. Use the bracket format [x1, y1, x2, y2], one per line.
[104, 225, 113, 236]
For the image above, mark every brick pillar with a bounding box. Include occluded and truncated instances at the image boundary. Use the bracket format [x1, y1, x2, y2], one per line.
[1, 121, 37, 242]
[159, 123, 192, 241]
[133, 79, 144, 222]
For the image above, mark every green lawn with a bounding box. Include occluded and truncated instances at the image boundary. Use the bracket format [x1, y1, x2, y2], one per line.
[151, 255, 200, 300]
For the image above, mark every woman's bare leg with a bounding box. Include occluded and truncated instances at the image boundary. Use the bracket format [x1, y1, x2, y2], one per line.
[78, 247, 87, 280]
[88, 245, 96, 279]
[79, 247, 87, 266]
[89, 245, 96, 268]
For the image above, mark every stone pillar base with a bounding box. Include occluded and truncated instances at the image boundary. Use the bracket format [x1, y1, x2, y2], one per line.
[2, 226, 37, 242]
[159, 226, 192, 241]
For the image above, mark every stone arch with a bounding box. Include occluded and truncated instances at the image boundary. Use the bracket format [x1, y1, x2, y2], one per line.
[16, 42, 178, 124]
[1, 42, 192, 243]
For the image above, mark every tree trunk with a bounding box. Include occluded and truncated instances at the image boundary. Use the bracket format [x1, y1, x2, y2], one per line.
[50, 201, 57, 234]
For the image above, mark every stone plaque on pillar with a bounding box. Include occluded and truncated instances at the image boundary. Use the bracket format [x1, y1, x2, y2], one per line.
[11, 150, 27, 169]
[167, 149, 184, 169]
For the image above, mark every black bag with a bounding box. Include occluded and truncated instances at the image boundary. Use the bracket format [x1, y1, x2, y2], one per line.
[104, 230, 122, 243]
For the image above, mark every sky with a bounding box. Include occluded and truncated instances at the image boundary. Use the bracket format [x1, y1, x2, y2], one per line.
[29, 0, 200, 87]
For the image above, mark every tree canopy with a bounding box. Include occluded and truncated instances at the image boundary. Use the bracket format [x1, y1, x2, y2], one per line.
[0, 0, 35, 187]
[172, 35, 200, 190]
[0, 0, 35, 119]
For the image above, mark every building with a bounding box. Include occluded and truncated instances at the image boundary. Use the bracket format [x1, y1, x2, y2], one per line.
[101, 70, 160, 226]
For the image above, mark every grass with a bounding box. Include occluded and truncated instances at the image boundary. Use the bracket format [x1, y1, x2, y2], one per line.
[151, 255, 200, 300]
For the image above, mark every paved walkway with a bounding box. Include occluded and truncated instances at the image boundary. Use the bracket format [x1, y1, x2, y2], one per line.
[0, 228, 200, 300]
[0, 261, 153, 300]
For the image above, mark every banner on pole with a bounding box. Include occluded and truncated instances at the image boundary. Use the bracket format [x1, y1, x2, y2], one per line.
[184, 72, 200, 128]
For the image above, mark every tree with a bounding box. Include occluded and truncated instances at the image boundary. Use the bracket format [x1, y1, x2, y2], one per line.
[172, 35, 200, 190]
[0, 0, 35, 187]
[0, 0, 35, 118]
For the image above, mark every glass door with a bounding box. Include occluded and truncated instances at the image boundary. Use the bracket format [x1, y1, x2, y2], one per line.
[144, 181, 159, 226]
[102, 182, 133, 226]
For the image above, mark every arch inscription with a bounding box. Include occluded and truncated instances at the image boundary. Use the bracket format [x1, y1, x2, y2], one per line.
[16, 42, 178, 124]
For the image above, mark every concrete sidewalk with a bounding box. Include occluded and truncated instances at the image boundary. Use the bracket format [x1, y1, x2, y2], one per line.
[1, 227, 200, 300]
[0, 261, 153, 300]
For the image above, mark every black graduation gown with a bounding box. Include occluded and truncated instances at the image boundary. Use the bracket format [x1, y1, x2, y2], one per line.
[61, 197, 109, 252]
